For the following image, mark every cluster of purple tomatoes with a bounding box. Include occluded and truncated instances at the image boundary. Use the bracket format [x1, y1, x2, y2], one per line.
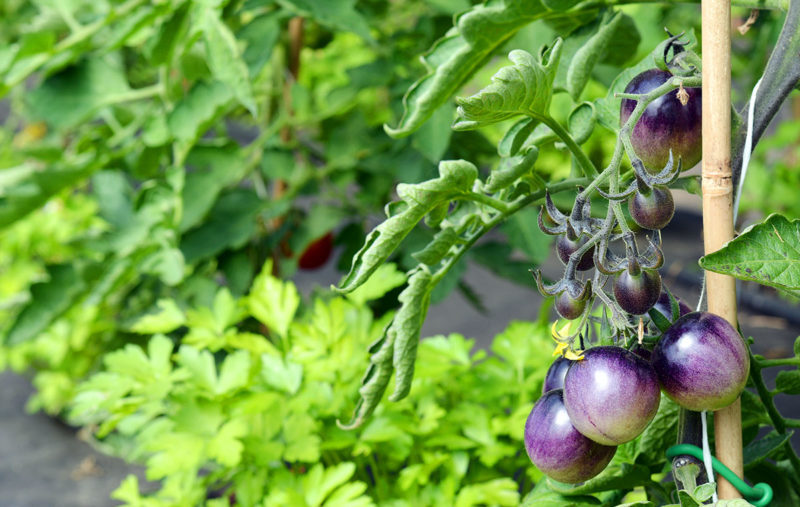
[524, 302, 750, 484]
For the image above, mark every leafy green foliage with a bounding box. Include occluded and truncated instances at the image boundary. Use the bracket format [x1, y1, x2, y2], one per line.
[700, 214, 800, 293]
[69, 262, 553, 504]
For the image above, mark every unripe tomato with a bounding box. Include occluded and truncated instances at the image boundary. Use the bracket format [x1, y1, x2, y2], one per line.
[620, 69, 702, 173]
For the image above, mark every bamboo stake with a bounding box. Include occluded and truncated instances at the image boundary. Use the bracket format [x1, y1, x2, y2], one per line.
[701, 0, 743, 499]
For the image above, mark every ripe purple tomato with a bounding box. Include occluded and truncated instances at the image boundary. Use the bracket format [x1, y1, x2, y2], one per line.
[652, 291, 692, 322]
[564, 346, 660, 445]
[543, 356, 572, 394]
[613, 267, 662, 315]
[651, 312, 750, 411]
[629, 186, 675, 230]
[557, 235, 594, 271]
[524, 389, 616, 483]
[620, 69, 702, 173]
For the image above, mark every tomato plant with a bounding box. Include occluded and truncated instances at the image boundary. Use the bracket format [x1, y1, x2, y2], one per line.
[3, 0, 800, 504]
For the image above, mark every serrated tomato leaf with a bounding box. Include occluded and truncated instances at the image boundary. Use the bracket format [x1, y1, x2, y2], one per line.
[336, 160, 477, 293]
[700, 214, 800, 292]
[453, 41, 562, 130]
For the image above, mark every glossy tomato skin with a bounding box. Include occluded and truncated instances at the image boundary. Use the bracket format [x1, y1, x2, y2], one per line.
[524, 389, 616, 483]
[557, 235, 594, 271]
[298, 232, 334, 270]
[613, 268, 662, 315]
[652, 312, 749, 411]
[629, 186, 675, 230]
[555, 291, 587, 320]
[543, 356, 572, 394]
[563, 346, 660, 445]
[620, 69, 702, 173]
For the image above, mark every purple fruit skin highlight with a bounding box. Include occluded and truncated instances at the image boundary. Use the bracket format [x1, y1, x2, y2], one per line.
[620, 69, 702, 173]
[652, 312, 749, 411]
[564, 346, 661, 445]
[543, 356, 572, 393]
[524, 390, 616, 483]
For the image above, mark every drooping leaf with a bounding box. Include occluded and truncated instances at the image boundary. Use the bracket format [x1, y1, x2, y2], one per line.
[700, 214, 800, 292]
[385, 0, 550, 137]
[345, 263, 407, 306]
[239, 13, 281, 76]
[412, 227, 460, 266]
[568, 102, 596, 145]
[498, 117, 539, 157]
[565, 11, 632, 100]
[485, 147, 539, 193]
[453, 41, 562, 130]
[389, 268, 433, 401]
[337, 160, 477, 293]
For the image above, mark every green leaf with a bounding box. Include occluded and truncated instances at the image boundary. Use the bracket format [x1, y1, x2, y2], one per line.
[25, 57, 130, 129]
[674, 463, 700, 493]
[385, 0, 549, 137]
[207, 418, 247, 466]
[693, 483, 716, 503]
[389, 268, 433, 401]
[167, 80, 234, 147]
[248, 260, 300, 339]
[568, 102, 596, 145]
[453, 42, 562, 130]
[261, 353, 303, 395]
[521, 481, 601, 506]
[413, 103, 455, 163]
[501, 207, 554, 266]
[676, 490, 701, 507]
[217, 350, 251, 395]
[5, 264, 85, 346]
[200, 6, 257, 116]
[485, 146, 539, 193]
[345, 263, 408, 306]
[700, 214, 800, 292]
[776, 370, 800, 394]
[455, 478, 520, 507]
[149, 2, 191, 66]
[239, 13, 281, 76]
[412, 228, 460, 266]
[635, 396, 680, 465]
[794, 336, 800, 357]
[337, 160, 477, 293]
[180, 189, 265, 263]
[565, 12, 630, 100]
[277, 0, 373, 42]
[549, 463, 652, 495]
[130, 299, 186, 334]
[498, 117, 539, 157]
[177, 345, 218, 393]
[715, 500, 755, 506]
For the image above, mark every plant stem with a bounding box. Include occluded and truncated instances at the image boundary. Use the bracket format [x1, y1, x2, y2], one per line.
[531, 113, 599, 178]
[749, 350, 800, 477]
[756, 357, 800, 368]
[464, 192, 510, 213]
[430, 177, 589, 285]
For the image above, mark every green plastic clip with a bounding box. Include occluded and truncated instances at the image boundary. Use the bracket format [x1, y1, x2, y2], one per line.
[666, 444, 773, 506]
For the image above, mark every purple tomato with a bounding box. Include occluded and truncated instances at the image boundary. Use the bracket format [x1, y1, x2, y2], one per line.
[620, 69, 702, 173]
[629, 186, 675, 230]
[652, 291, 692, 323]
[613, 267, 661, 315]
[564, 346, 660, 445]
[557, 235, 594, 271]
[524, 389, 616, 483]
[543, 356, 572, 394]
[651, 312, 749, 411]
